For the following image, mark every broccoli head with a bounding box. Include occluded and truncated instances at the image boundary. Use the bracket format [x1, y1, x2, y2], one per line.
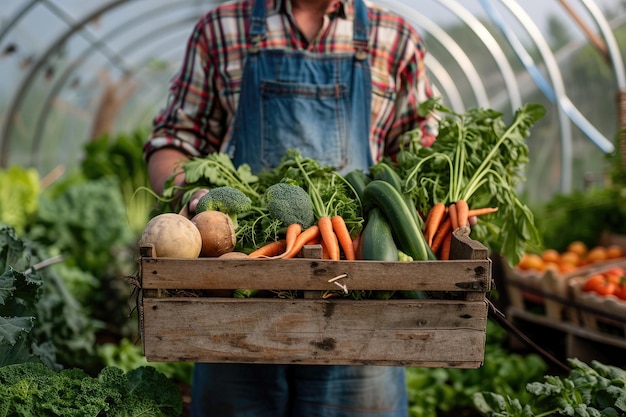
[264, 182, 315, 228]
[196, 186, 252, 229]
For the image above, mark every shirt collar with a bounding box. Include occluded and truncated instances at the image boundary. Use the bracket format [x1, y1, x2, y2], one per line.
[277, 0, 351, 19]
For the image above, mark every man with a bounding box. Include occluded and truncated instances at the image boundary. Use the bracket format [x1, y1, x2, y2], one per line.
[144, 0, 438, 415]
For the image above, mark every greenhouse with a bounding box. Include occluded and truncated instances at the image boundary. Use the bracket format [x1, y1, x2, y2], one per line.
[2, 1, 626, 416]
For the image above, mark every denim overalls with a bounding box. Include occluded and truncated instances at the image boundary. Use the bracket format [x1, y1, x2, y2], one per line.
[226, 0, 374, 173]
[191, 0, 408, 415]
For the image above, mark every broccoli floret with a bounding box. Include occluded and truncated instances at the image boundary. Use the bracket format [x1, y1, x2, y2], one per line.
[196, 186, 252, 229]
[265, 182, 315, 228]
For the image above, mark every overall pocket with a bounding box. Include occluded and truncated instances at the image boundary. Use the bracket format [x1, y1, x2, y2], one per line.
[260, 80, 350, 170]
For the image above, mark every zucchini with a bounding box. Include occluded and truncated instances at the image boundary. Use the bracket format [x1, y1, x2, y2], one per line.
[363, 180, 435, 261]
[344, 169, 371, 212]
[370, 162, 423, 229]
[359, 207, 399, 262]
[370, 161, 403, 191]
[359, 207, 398, 300]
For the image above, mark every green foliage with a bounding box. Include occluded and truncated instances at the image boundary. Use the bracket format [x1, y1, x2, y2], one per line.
[473, 359, 626, 416]
[535, 186, 626, 252]
[0, 224, 55, 369]
[264, 182, 315, 228]
[407, 320, 547, 416]
[81, 130, 156, 236]
[98, 338, 193, 386]
[0, 362, 183, 417]
[28, 174, 133, 274]
[0, 166, 40, 235]
[397, 101, 546, 265]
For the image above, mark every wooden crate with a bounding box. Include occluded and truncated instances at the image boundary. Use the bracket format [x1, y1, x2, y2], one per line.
[502, 263, 582, 324]
[137, 231, 491, 368]
[570, 275, 626, 340]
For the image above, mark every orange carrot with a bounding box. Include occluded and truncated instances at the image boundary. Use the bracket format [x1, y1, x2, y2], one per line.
[274, 225, 320, 259]
[248, 239, 286, 258]
[424, 202, 446, 247]
[456, 199, 469, 229]
[304, 234, 322, 246]
[448, 202, 459, 231]
[439, 233, 452, 260]
[467, 207, 498, 217]
[352, 234, 361, 259]
[281, 223, 302, 257]
[318, 216, 340, 260]
[331, 215, 355, 260]
[320, 239, 330, 259]
[430, 217, 452, 254]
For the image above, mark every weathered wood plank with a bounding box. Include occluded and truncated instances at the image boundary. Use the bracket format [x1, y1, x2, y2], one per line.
[142, 298, 487, 367]
[140, 257, 491, 292]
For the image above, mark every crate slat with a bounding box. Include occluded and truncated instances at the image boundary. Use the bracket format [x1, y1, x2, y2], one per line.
[143, 298, 487, 367]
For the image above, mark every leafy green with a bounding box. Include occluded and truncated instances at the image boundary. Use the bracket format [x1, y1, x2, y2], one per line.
[0, 167, 40, 235]
[473, 359, 626, 416]
[82, 130, 156, 236]
[397, 102, 546, 265]
[28, 175, 132, 274]
[0, 362, 183, 417]
[535, 186, 626, 252]
[406, 320, 547, 416]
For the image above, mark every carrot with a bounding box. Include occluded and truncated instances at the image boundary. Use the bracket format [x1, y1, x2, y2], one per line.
[304, 234, 322, 246]
[430, 217, 452, 254]
[331, 215, 355, 260]
[467, 207, 498, 217]
[423, 202, 446, 247]
[439, 233, 452, 260]
[456, 199, 469, 229]
[281, 223, 302, 257]
[273, 225, 320, 259]
[318, 216, 340, 260]
[448, 202, 459, 231]
[352, 234, 361, 258]
[248, 239, 286, 258]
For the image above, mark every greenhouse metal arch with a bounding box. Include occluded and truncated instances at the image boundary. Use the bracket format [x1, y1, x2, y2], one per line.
[1, 0, 625, 201]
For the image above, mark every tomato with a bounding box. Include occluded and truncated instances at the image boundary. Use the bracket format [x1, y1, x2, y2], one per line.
[602, 266, 625, 284]
[614, 284, 626, 300]
[582, 274, 617, 296]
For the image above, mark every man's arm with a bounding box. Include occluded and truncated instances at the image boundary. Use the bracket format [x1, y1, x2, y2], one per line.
[147, 148, 189, 197]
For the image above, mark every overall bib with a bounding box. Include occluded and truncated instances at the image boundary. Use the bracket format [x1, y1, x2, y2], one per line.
[226, 0, 374, 173]
[191, 1, 407, 415]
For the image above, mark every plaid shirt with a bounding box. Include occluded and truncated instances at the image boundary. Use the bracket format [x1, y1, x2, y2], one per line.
[145, 0, 438, 163]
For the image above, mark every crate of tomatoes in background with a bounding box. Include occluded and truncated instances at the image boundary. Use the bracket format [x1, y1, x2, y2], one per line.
[569, 264, 626, 340]
[502, 236, 626, 324]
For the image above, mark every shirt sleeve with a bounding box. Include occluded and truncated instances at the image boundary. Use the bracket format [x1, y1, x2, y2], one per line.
[143, 15, 226, 162]
[384, 25, 439, 158]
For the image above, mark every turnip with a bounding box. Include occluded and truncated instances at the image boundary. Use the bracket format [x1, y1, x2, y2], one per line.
[139, 213, 202, 258]
[191, 210, 236, 257]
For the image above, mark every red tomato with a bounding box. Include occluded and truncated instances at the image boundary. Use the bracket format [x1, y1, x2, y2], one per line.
[602, 266, 625, 284]
[582, 274, 617, 296]
[614, 279, 626, 300]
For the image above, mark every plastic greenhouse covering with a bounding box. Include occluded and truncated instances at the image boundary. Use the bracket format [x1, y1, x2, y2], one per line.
[1, 0, 625, 204]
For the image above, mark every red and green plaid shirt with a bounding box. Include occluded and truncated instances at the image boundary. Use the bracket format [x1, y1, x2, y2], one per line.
[145, 0, 438, 163]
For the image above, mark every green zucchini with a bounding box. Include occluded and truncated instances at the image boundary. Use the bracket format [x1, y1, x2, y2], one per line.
[359, 207, 399, 262]
[344, 169, 371, 212]
[359, 207, 397, 300]
[363, 180, 435, 261]
[370, 162, 423, 229]
[370, 162, 404, 191]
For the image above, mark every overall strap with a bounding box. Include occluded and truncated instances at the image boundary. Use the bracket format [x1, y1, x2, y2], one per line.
[352, 0, 369, 60]
[249, 0, 266, 53]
